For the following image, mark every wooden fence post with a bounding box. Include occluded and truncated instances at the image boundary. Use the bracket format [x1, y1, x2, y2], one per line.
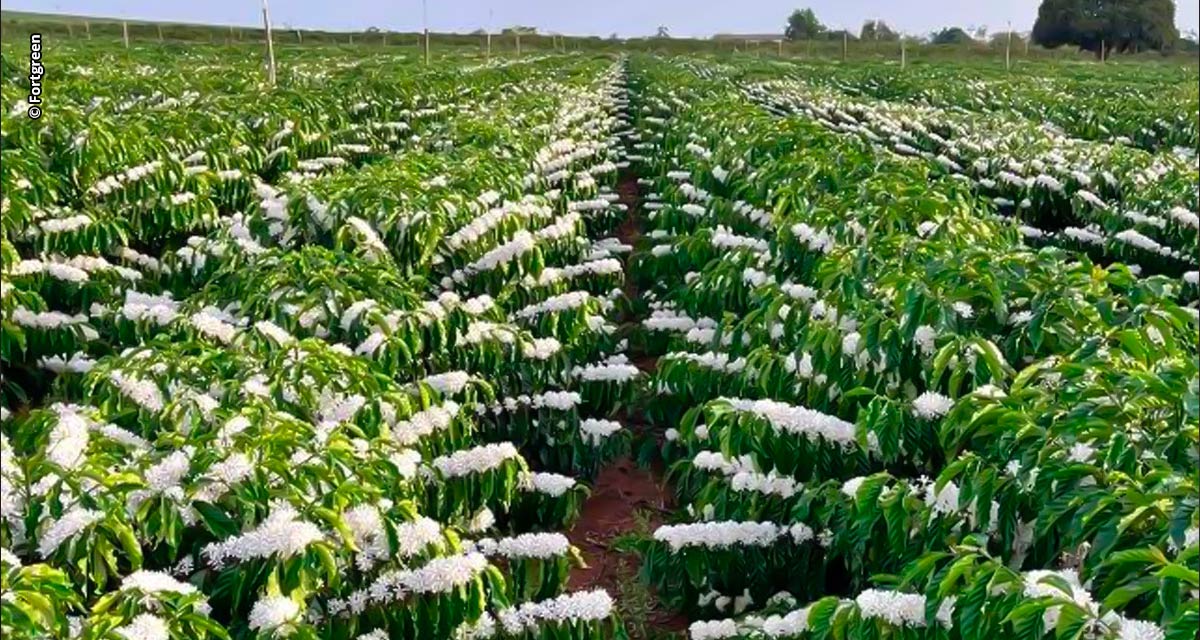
[262, 0, 277, 85]
[1005, 29, 1012, 70]
[122, 21, 129, 48]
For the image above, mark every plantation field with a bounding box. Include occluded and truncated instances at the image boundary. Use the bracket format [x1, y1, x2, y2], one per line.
[1, 40, 1197, 640]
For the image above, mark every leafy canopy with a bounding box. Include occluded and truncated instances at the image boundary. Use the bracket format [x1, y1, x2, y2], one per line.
[785, 8, 825, 41]
[931, 26, 973, 44]
[1032, 0, 1180, 54]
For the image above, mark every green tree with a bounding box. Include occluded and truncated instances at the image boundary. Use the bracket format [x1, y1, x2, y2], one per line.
[860, 19, 899, 41]
[785, 8, 825, 41]
[1032, 0, 1179, 56]
[931, 26, 973, 44]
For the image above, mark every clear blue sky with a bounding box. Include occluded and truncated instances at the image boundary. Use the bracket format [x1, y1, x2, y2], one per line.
[9, 1, 1200, 39]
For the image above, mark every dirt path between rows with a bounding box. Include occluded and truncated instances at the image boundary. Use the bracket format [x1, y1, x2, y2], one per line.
[566, 169, 687, 637]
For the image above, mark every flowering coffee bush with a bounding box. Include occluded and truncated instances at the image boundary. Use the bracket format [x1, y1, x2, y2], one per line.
[2, 37, 1197, 640]
[1, 43, 638, 639]
[623, 56, 1197, 640]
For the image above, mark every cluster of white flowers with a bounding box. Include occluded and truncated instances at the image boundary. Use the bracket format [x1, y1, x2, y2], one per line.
[391, 402, 459, 446]
[120, 570, 199, 595]
[579, 418, 623, 445]
[1167, 206, 1199, 230]
[38, 212, 94, 235]
[108, 370, 165, 413]
[1115, 229, 1183, 260]
[472, 532, 571, 559]
[1022, 569, 1097, 629]
[521, 336, 562, 360]
[724, 398, 857, 448]
[254, 320, 297, 346]
[338, 504, 389, 571]
[512, 290, 591, 320]
[1062, 226, 1106, 247]
[569, 198, 611, 212]
[355, 332, 388, 357]
[192, 452, 254, 503]
[46, 405, 91, 470]
[495, 589, 614, 635]
[1118, 617, 1166, 640]
[664, 351, 747, 374]
[485, 390, 582, 415]
[586, 237, 633, 260]
[519, 471, 577, 497]
[730, 469, 799, 499]
[689, 619, 739, 640]
[248, 595, 302, 636]
[87, 160, 164, 197]
[11, 307, 92, 331]
[792, 223, 834, 253]
[113, 613, 171, 640]
[855, 589, 928, 627]
[461, 321, 519, 345]
[453, 229, 533, 278]
[127, 447, 194, 510]
[711, 225, 770, 253]
[573, 361, 640, 383]
[40, 352, 97, 375]
[345, 217, 391, 260]
[340, 299, 379, 331]
[119, 291, 180, 325]
[337, 553, 489, 613]
[422, 371, 472, 395]
[742, 267, 776, 287]
[189, 308, 240, 344]
[911, 391, 954, 420]
[913, 325, 937, 357]
[529, 259, 623, 288]
[653, 520, 784, 553]
[731, 200, 773, 229]
[644, 308, 716, 334]
[202, 504, 324, 569]
[431, 442, 521, 478]
[9, 258, 89, 283]
[38, 506, 104, 558]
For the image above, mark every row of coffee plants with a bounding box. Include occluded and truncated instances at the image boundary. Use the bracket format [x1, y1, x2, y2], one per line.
[738, 73, 1198, 282]
[2, 48, 640, 639]
[622, 55, 1197, 640]
[781, 60, 1199, 153]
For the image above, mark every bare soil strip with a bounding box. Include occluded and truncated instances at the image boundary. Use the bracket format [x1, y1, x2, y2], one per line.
[566, 170, 687, 636]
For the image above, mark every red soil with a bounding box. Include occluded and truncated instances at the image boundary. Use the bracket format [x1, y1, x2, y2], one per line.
[566, 457, 687, 634]
[563, 169, 687, 635]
